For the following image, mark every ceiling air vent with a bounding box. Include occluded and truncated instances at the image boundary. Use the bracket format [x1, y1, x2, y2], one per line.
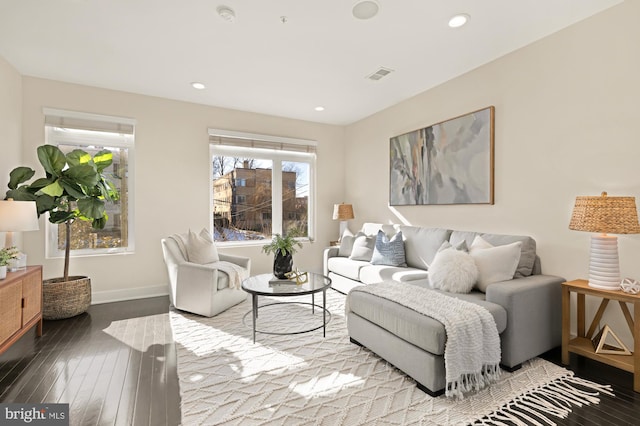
[366, 67, 394, 81]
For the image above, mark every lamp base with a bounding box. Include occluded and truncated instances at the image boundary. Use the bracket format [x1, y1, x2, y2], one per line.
[338, 221, 349, 242]
[587, 234, 621, 290]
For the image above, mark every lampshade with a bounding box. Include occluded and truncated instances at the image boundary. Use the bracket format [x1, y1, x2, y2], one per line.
[332, 203, 354, 221]
[569, 192, 640, 290]
[569, 192, 640, 234]
[0, 200, 40, 232]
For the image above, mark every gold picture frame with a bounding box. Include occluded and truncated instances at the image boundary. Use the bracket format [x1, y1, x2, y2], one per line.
[389, 106, 495, 205]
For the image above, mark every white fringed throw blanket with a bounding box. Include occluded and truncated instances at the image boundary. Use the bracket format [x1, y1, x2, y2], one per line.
[208, 260, 248, 289]
[350, 281, 501, 398]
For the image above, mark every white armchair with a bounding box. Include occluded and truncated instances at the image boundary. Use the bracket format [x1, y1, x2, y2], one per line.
[161, 235, 250, 317]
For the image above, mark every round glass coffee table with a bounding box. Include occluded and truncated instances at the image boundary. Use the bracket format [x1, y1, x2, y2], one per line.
[241, 272, 332, 343]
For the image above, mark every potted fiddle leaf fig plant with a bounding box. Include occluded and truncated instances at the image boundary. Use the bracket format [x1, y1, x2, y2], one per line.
[5, 144, 119, 319]
[262, 230, 303, 279]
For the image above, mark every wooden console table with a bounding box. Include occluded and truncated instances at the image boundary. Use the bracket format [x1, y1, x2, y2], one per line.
[562, 279, 639, 392]
[0, 266, 43, 356]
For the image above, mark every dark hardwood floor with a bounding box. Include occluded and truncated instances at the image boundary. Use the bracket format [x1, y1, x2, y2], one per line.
[1, 296, 638, 425]
[539, 348, 640, 426]
[0, 296, 180, 426]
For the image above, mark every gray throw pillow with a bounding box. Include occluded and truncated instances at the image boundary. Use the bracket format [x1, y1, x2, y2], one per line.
[349, 232, 376, 261]
[370, 230, 407, 267]
[437, 240, 468, 253]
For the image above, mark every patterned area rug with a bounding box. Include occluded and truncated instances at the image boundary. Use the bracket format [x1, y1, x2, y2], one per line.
[170, 290, 612, 425]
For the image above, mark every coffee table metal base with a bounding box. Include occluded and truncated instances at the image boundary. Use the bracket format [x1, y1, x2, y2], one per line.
[245, 292, 330, 343]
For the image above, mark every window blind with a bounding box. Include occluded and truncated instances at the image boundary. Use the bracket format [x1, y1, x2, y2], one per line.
[208, 128, 317, 154]
[43, 108, 136, 134]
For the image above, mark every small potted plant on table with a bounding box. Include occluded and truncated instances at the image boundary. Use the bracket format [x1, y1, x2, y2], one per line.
[262, 231, 303, 279]
[0, 246, 18, 280]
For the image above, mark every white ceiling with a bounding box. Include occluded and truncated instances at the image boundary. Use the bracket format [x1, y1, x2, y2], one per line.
[0, 0, 622, 125]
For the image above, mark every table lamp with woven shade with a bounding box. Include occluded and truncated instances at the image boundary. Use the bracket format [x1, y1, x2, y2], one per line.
[333, 203, 354, 242]
[569, 192, 640, 290]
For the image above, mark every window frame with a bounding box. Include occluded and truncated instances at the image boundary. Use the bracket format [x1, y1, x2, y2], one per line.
[43, 109, 136, 259]
[209, 130, 316, 247]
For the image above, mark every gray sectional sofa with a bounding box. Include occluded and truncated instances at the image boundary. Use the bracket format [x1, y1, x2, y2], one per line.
[323, 223, 564, 395]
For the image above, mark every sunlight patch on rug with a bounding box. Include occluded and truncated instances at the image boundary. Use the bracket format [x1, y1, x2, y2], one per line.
[290, 371, 366, 398]
[170, 290, 612, 425]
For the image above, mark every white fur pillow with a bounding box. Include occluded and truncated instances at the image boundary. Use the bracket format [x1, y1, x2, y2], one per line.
[187, 228, 219, 264]
[429, 248, 478, 293]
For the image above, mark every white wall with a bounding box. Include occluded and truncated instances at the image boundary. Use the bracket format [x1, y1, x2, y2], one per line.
[20, 78, 346, 302]
[344, 1, 640, 345]
[0, 56, 22, 247]
[7, 1, 639, 346]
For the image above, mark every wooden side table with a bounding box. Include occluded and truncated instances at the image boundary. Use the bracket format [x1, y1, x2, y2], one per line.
[0, 266, 43, 356]
[562, 279, 640, 392]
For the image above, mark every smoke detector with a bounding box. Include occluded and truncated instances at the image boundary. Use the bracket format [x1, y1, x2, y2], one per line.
[352, 0, 380, 20]
[217, 5, 236, 23]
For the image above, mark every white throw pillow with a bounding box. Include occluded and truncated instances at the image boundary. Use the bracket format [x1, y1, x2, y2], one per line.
[349, 232, 376, 261]
[338, 228, 355, 257]
[469, 236, 522, 292]
[429, 247, 478, 293]
[187, 228, 219, 264]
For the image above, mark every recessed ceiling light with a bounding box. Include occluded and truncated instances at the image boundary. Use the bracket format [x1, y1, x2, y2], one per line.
[352, 0, 379, 20]
[217, 5, 236, 23]
[191, 82, 206, 90]
[448, 13, 470, 28]
[314, 106, 325, 112]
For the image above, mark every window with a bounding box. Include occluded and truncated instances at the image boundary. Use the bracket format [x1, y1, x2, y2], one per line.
[210, 129, 316, 243]
[44, 108, 135, 257]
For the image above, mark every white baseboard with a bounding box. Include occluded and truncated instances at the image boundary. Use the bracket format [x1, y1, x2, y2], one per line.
[91, 284, 169, 305]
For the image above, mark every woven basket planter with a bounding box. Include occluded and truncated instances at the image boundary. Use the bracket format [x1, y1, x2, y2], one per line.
[43, 276, 91, 320]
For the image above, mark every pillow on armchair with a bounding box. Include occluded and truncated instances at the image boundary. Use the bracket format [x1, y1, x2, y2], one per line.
[186, 228, 220, 264]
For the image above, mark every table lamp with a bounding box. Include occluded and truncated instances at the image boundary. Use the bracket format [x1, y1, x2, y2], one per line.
[332, 203, 354, 242]
[569, 192, 640, 290]
[0, 200, 40, 271]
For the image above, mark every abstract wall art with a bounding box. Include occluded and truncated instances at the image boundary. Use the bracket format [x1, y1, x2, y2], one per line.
[389, 106, 494, 205]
